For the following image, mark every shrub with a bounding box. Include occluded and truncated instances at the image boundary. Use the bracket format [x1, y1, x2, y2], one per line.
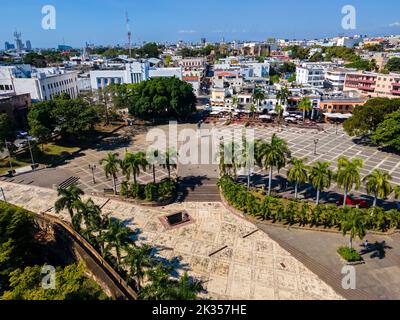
[144, 183, 158, 201]
[218, 175, 400, 231]
[337, 247, 363, 262]
[130, 183, 142, 199]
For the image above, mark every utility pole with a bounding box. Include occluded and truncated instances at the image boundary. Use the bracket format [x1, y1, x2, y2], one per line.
[126, 12, 132, 58]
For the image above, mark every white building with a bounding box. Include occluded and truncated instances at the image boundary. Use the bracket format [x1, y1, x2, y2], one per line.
[296, 62, 337, 88]
[337, 36, 364, 48]
[0, 64, 78, 101]
[149, 67, 182, 79]
[89, 62, 150, 90]
[324, 67, 356, 91]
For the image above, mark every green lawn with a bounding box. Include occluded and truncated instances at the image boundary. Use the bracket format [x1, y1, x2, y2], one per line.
[0, 143, 80, 175]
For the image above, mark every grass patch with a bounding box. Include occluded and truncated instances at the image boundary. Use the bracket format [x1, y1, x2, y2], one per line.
[337, 246, 363, 262]
[0, 143, 80, 175]
[0, 158, 31, 175]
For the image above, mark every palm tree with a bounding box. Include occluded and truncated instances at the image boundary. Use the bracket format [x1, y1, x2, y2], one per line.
[309, 161, 333, 205]
[167, 273, 204, 300]
[364, 169, 393, 208]
[394, 185, 400, 200]
[123, 245, 155, 292]
[74, 198, 102, 237]
[121, 152, 148, 184]
[54, 185, 84, 222]
[298, 97, 312, 122]
[147, 149, 160, 183]
[103, 218, 135, 266]
[256, 134, 291, 196]
[248, 103, 257, 120]
[100, 152, 120, 195]
[218, 141, 239, 178]
[336, 157, 364, 207]
[276, 86, 290, 106]
[287, 158, 308, 199]
[275, 104, 284, 130]
[341, 208, 367, 250]
[237, 138, 255, 189]
[252, 89, 265, 108]
[231, 96, 239, 111]
[162, 149, 178, 179]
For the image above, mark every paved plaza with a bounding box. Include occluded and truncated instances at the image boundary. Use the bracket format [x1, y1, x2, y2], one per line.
[0, 181, 342, 300]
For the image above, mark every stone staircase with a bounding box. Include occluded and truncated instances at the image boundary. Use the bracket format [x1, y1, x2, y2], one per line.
[177, 177, 220, 202]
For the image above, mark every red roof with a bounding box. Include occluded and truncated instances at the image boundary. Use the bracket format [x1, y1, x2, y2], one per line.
[183, 76, 199, 82]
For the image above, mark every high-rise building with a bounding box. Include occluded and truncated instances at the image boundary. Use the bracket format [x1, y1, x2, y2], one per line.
[25, 40, 32, 51]
[4, 42, 15, 50]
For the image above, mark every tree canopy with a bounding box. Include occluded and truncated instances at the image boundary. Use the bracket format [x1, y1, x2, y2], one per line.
[386, 57, 400, 72]
[0, 113, 14, 151]
[372, 109, 400, 151]
[124, 77, 197, 120]
[343, 98, 400, 137]
[28, 94, 100, 142]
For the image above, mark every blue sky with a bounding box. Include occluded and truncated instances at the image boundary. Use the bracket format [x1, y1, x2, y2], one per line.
[1, 0, 400, 48]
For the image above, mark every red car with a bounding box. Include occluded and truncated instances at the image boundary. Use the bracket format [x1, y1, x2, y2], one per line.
[337, 195, 369, 208]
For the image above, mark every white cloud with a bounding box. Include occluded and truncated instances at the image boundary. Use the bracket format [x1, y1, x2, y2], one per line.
[178, 30, 196, 34]
[389, 22, 400, 27]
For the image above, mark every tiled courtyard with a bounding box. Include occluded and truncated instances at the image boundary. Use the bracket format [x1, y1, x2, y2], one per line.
[0, 181, 343, 300]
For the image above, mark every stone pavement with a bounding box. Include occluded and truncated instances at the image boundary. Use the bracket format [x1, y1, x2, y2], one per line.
[0, 181, 342, 300]
[257, 223, 400, 300]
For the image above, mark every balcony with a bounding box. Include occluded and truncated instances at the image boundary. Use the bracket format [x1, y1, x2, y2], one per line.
[392, 82, 400, 88]
[391, 90, 400, 95]
[358, 85, 375, 91]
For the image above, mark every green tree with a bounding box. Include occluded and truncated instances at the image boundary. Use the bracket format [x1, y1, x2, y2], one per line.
[344, 98, 400, 137]
[309, 161, 333, 205]
[372, 109, 400, 151]
[100, 152, 121, 195]
[103, 218, 135, 266]
[0, 113, 14, 151]
[276, 87, 290, 106]
[127, 77, 197, 120]
[54, 185, 84, 224]
[1, 263, 107, 300]
[123, 245, 155, 292]
[287, 158, 308, 199]
[341, 208, 367, 249]
[252, 89, 265, 107]
[336, 157, 363, 207]
[27, 100, 56, 149]
[0, 202, 38, 286]
[386, 57, 400, 72]
[121, 152, 148, 184]
[298, 97, 312, 122]
[363, 169, 393, 208]
[161, 149, 178, 179]
[256, 134, 291, 196]
[52, 98, 99, 139]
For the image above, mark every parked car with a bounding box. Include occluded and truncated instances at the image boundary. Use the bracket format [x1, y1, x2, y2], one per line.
[16, 131, 28, 139]
[337, 195, 368, 208]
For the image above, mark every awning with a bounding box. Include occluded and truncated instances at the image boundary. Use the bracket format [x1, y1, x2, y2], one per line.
[323, 113, 352, 119]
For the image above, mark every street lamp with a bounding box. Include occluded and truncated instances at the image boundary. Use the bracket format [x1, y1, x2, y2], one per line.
[335, 122, 339, 135]
[4, 140, 13, 174]
[88, 164, 97, 184]
[314, 139, 319, 155]
[27, 138, 35, 170]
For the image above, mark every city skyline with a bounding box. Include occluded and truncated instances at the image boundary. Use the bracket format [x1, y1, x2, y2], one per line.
[2, 0, 400, 48]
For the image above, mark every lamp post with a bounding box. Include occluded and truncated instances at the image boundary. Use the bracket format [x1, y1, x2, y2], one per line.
[314, 139, 319, 156]
[27, 138, 35, 169]
[5, 140, 13, 173]
[335, 122, 339, 135]
[89, 164, 97, 184]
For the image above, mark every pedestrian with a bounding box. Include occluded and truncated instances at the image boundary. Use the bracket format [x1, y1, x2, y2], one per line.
[364, 240, 369, 249]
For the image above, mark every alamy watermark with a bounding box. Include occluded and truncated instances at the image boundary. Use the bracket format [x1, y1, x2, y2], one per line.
[342, 5, 356, 30]
[41, 265, 56, 290]
[42, 5, 56, 30]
